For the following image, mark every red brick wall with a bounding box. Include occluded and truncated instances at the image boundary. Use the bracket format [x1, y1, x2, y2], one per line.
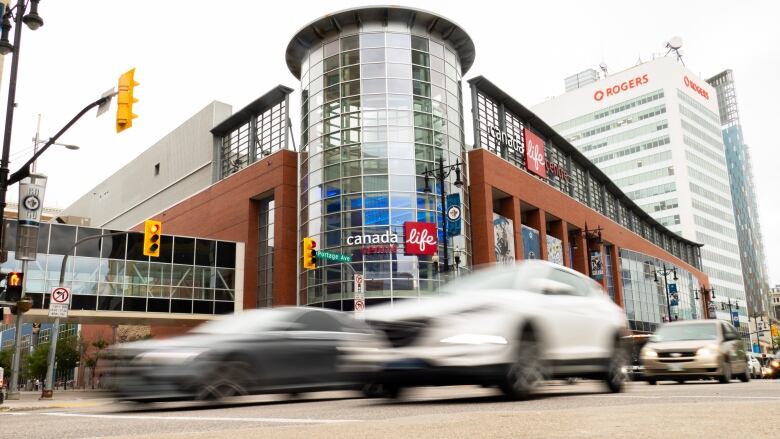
[468, 149, 710, 308]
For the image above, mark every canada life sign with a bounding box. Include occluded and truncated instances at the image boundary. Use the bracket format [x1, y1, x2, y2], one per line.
[404, 222, 437, 256]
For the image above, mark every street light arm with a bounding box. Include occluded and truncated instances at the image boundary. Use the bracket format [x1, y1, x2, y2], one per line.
[7, 95, 111, 186]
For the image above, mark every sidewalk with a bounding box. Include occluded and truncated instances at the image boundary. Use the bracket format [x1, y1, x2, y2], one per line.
[0, 389, 114, 411]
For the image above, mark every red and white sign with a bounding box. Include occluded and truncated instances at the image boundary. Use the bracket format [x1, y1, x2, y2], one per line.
[593, 74, 649, 101]
[683, 76, 709, 100]
[404, 222, 437, 255]
[50, 287, 71, 305]
[524, 128, 547, 178]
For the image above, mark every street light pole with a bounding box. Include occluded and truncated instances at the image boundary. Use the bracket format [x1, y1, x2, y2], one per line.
[654, 264, 678, 322]
[422, 156, 464, 274]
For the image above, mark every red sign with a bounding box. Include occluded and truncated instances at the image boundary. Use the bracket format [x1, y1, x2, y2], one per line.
[593, 74, 649, 101]
[404, 222, 437, 255]
[683, 76, 709, 100]
[524, 128, 546, 178]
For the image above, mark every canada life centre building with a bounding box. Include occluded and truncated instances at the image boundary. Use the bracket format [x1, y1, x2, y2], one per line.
[60, 6, 710, 335]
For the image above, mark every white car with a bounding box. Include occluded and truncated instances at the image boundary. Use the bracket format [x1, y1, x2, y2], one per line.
[747, 354, 762, 378]
[348, 260, 630, 400]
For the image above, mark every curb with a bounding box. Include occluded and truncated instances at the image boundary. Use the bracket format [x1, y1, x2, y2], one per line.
[1, 399, 111, 412]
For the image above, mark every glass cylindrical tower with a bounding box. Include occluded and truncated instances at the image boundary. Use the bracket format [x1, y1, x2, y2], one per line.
[286, 6, 475, 309]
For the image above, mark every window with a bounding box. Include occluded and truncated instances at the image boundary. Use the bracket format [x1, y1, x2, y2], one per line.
[154, 163, 160, 176]
[293, 310, 342, 332]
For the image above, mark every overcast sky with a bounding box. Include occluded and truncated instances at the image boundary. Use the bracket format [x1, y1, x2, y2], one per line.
[1, 1, 778, 284]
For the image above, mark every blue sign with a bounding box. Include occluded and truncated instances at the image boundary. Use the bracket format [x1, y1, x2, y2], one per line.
[731, 311, 740, 327]
[521, 225, 540, 260]
[753, 344, 760, 353]
[446, 194, 461, 237]
[668, 283, 677, 294]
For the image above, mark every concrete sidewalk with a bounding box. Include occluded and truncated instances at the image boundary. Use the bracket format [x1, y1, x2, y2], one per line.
[1, 389, 114, 411]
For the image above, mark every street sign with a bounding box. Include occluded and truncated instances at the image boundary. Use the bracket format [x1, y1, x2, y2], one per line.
[354, 298, 365, 313]
[318, 250, 352, 263]
[50, 287, 71, 305]
[668, 283, 677, 293]
[48, 303, 69, 318]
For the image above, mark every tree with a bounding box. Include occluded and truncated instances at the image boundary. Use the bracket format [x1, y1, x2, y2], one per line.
[0, 348, 12, 372]
[88, 338, 108, 389]
[25, 343, 49, 381]
[56, 337, 79, 389]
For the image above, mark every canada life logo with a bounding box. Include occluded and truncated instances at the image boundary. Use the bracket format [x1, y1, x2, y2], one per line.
[523, 128, 547, 178]
[404, 222, 437, 256]
[593, 74, 649, 101]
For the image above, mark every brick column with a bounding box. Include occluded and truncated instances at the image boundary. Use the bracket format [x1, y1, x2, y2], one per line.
[499, 197, 523, 261]
[469, 183, 496, 265]
[526, 208, 547, 260]
[571, 231, 588, 276]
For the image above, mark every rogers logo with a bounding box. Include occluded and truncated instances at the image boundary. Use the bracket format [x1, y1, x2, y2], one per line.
[404, 222, 437, 256]
[593, 74, 649, 101]
[683, 76, 709, 100]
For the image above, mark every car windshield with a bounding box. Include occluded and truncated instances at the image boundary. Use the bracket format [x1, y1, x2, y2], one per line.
[651, 323, 718, 342]
[191, 309, 294, 334]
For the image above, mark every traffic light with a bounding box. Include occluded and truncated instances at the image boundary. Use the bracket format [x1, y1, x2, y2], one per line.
[143, 219, 162, 257]
[772, 324, 779, 338]
[116, 68, 139, 133]
[303, 237, 317, 269]
[4, 272, 23, 302]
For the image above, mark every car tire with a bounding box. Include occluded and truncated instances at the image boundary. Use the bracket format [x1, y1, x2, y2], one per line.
[604, 339, 628, 393]
[195, 362, 250, 401]
[361, 383, 402, 400]
[676, 380, 685, 384]
[718, 359, 732, 384]
[646, 378, 657, 385]
[500, 330, 545, 400]
[739, 363, 750, 383]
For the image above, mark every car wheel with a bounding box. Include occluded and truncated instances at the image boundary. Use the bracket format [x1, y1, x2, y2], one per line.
[646, 378, 657, 385]
[739, 363, 750, 383]
[676, 380, 685, 384]
[604, 340, 628, 393]
[718, 359, 732, 384]
[361, 383, 403, 400]
[501, 330, 545, 400]
[195, 362, 250, 401]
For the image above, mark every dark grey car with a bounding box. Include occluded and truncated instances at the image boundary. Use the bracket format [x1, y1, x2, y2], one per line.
[109, 307, 380, 401]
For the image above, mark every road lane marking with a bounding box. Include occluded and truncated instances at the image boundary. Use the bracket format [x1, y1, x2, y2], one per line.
[584, 395, 780, 400]
[40, 412, 361, 424]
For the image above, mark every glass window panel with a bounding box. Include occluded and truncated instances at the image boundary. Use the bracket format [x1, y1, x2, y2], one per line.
[386, 63, 411, 79]
[341, 35, 359, 51]
[430, 55, 444, 72]
[324, 39, 340, 57]
[365, 209, 389, 226]
[363, 126, 387, 142]
[390, 193, 415, 208]
[324, 70, 339, 87]
[324, 84, 340, 102]
[364, 175, 388, 191]
[126, 260, 150, 285]
[387, 94, 413, 110]
[386, 48, 410, 63]
[361, 63, 384, 78]
[341, 50, 359, 66]
[49, 224, 77, 255]
[386, 33, 411, 48]
[342, 145, 361, 161]
[413, 81, 431, 97]
[389, 159, 415, 174]
[149, 262, 171, 286]
[361, 48, 384, 63]
[387, 110, 412, 126]
[342, 160, 361, 177]
[217, 241, 236, 268]
[387, 79, 412, 94]
[388, 142, 414, 159]
[391, 209, 415, 225]
[172, 264, 194, 287]
[361, 94, 385, 110]
[363, 158, 388, 174]
[390, 175, 416, 191]
[323, 54, 339, 72]
[217, 268, 235, 290]
[411, 35, 428, 51]
[412, 65, 430, 82]
[341, 80, 360, 97]
[411, 50, 429, 67]
[341, 65, 359, 81]
[342, 96, 360, 113]
[343, 176, 362, 193]
[362, 110, 386, 127]
[364, 193, 389, 208]
[359, 32, 384, 47]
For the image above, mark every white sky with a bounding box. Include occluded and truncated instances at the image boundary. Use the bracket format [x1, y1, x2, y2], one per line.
[1, 1, 778, 284]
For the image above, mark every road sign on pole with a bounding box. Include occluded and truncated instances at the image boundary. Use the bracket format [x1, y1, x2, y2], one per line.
[354, 274, 365, 315]
[48, 286, 71, 318]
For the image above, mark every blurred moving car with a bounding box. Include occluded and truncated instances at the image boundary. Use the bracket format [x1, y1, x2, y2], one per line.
[746, 353, 762, 379]
[640, 320, 750, 384]
[627, 334, 653, 381]
[109, 307, 382, 402]
[766, 353, 780, 379]
[346, 260, 630, 400]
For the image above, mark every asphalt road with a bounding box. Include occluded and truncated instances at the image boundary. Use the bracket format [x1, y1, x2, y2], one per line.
[2, 379, 778, 438]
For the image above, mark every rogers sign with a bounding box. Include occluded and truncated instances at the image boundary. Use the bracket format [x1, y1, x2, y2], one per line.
[683, 76, 709, 100]
[593, 74, 649, 101]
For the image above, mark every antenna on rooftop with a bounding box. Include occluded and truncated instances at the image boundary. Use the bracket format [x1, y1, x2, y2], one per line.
[599, 62, 608, 77]
[664, 36, 685, 66]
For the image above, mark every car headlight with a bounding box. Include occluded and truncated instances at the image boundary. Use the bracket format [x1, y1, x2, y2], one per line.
[641, 348, 657, 358]
[132, 350, 207, 365]
[440, 334, 508, 345]
[696, 345, 720, 357]
[772, 360, 780, 368]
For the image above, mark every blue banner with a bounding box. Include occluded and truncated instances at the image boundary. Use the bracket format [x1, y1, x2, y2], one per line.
[446, 194, 462, 237]
[521, 225, 540, 260]
[731, 311, 740, 327]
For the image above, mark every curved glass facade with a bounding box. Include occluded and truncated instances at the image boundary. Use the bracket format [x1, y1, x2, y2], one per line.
[296, 25, 470, 309]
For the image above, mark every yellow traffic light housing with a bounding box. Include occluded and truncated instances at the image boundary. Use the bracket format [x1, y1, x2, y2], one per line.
[143, 220, 162, 257]
[772, 324, 779, 338]
[116, 68, 139, 133]
[303, 237, 317, 269]
[5, 271, 23, 302]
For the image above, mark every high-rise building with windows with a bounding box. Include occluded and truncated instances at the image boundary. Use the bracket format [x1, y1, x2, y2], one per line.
[532, 57, 747, 337]
[706, 70, 770, 326]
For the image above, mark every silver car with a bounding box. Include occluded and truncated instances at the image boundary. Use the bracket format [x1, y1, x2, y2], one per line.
[641, 320, 750, 384]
